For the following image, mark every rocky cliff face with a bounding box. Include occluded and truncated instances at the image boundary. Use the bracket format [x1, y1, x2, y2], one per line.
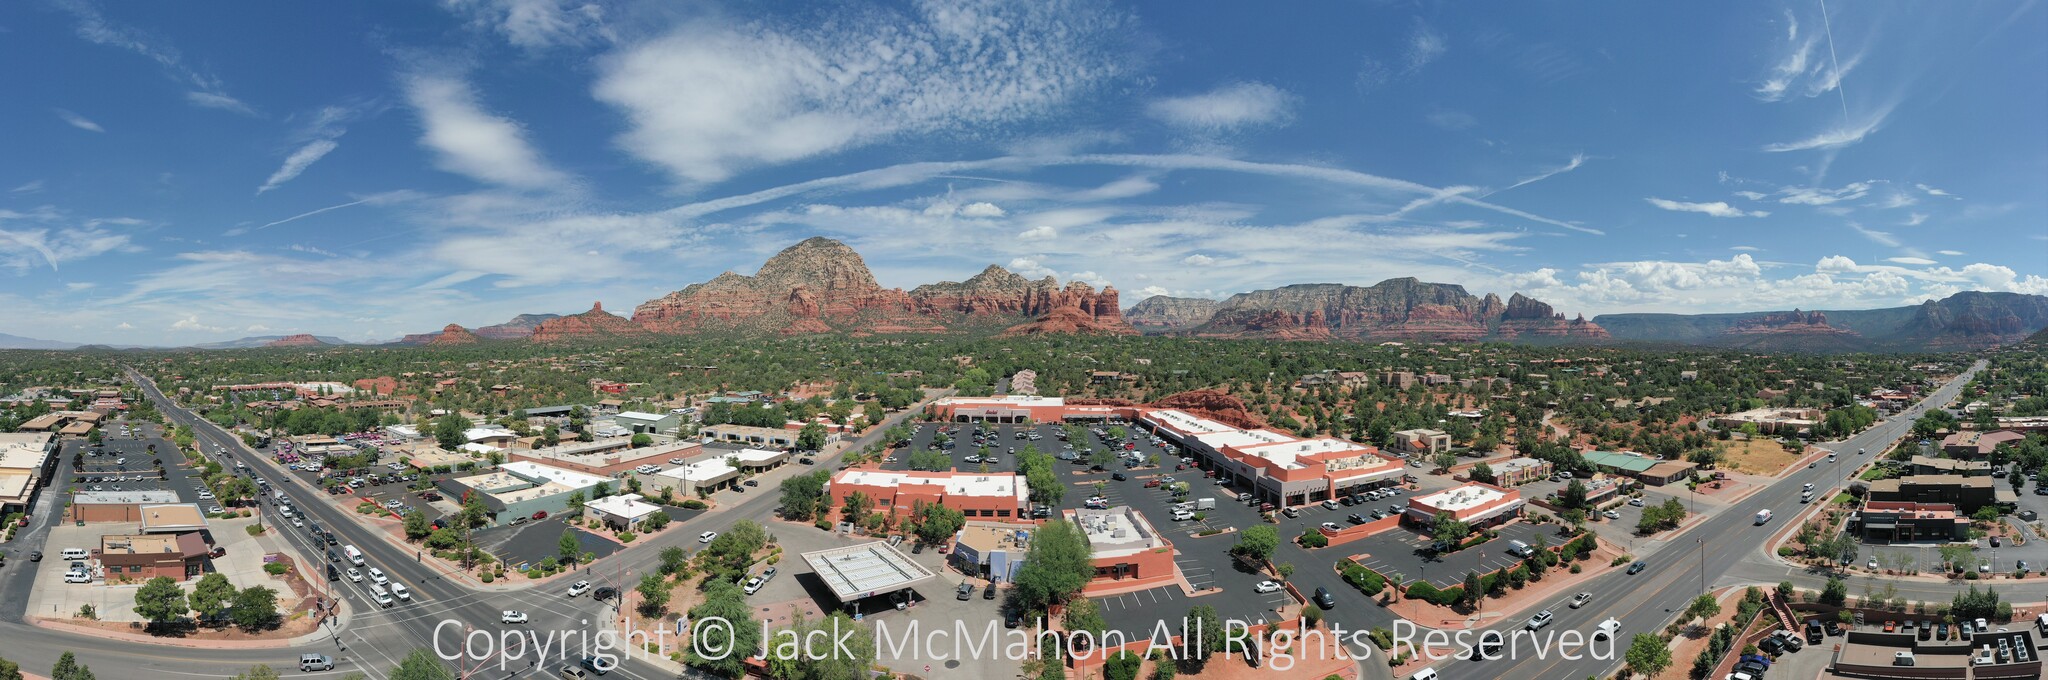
[1905, 292, 2048, 350]
[528, 302, 651, 342]
[631, 237, 1129, 336]
[475, 314, 559, 340]
[428, 324, 480, 345]
[264, 334, 326, 347]
[1125, 296, 1221, 333]
[1189, 279, 1606, 342]
[1596, 292, 2048, 352]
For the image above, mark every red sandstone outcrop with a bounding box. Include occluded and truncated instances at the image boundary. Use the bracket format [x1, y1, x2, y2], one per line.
[264, 334, 326, 347]
[474, 314, 559, 340]
[428, 324, 480, 345]
[1189, 279, 1606, 343]
[1723, 309, 1857, 337]
[528, 302, 650, 342]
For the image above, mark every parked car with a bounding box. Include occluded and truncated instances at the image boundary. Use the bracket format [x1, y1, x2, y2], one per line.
[956, 583, 974, 601]
[983, 582, 998, 600]
[1253, 580, 1283, 594]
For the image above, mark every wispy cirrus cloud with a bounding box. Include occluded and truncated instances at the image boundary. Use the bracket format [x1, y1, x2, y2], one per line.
[1762, 109, 1889, 152]
[53, 0, 257, 116]
[53, 108, 104, 132]
[1404, 19, 1447, 74]
[441, 0, 614, 50]
[257, 106, 363, 194]
[1490, 153, 1589, 196]
[1146, 82, 1296, 133]
[1645, 197, 1768, 218]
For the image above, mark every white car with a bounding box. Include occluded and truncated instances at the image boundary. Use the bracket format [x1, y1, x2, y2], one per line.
[1320, 521, 1341, 531]
[1603, 510, 1622, 519]
[1525, 610, 1555, 631]
[501, 610, 529, 624]
[291, 518, 304, 528]
[744, 577, 765, 595]
[368, 567, 389, 585]
[1253, 580, 1283, 594]
[1569, 592, 1592, 608]
[699, 531, 719, 543]
[669, 458, 687, 465]
[197, 491, 215, 500]
[345, 568, 363, 583]
[64, 570, 92, 584]
[568, 580, 592, 597]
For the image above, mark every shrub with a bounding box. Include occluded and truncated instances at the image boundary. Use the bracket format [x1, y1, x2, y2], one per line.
[619, 531, 637, 543]
[480, 572, 494, 583]
[525, 569, 543, 579]
[1612, 555, 1634, 567]
[1776, 546, 1797, 557]
[245, 524, 265, 536]
[1570, 564, 1582, 574]
[263, 562, 289, 575]
[681, 500, 708, 510]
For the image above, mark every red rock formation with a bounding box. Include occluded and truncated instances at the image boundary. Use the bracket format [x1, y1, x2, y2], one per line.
[528, 302, 651, 342]
[1147, 389, 1267, 430]
[1194, 309, 1333, 340]
[631, 238, 1125, 336]
[474, 314, 559, 340]
[1192, 281, 1606, 342]
[1723, 309, 1857, 337]
[428, 324, 481, 345]
[1496, 293, 1614, 340]
[265, 334, 325, 347]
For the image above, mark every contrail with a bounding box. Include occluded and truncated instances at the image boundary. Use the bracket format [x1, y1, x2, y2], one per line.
[0, 229, 61, 272]
[251, 197, 371, 232]
[1817, 0, 1850, 120]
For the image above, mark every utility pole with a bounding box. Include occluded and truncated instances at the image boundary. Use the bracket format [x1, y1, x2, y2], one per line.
[1698, 537, 1706, 595]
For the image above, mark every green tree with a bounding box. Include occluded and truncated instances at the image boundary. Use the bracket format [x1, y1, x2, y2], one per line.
[685, 580, 761, 678]
[1012, 520, 1093, 614]
[1232, 525, 1280, 563]
[913, 502, 966, 546]
[390, 648, 454, 680]
[637, 573, 671, 617]
[643, 511, 671, 532]
[402, 510, 431, 541]
[0, 655, 18, 680]
[1178, 604, 1224, 672]
[1433, 452, 1458, 473]
[1683, 593, 1721, 630]
[1064, 597, 1109, 649]
[659, 546, 688, 575]
[1625, 633, 1672, 676]
[841, 491, 872, 527]
[133, 576, 189, 629]
[558, 528, 581, 565]
[764, 611, 876, 680]
[565, 490, 586, 514]
[1432, 511, 1471, 548]
[777, 470, 830, 522]
[1468, 462, 1496, 484]
[189, 572, 237, 624]
[431, 413, 468, 451]
[50, 652, 94, 680]
[1462, 571, 1485, 610]
[630, 432, 653, 448]
[1559, 479, 1589, 509]
[797, 421, 827, 451]
[1819, 577, 1848, 606]
[230, 586, 278, 631]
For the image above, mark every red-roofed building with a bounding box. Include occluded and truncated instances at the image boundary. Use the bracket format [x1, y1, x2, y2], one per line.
[827, 469, 1031, 522]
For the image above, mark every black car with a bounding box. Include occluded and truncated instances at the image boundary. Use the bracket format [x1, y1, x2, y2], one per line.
[28, 551, 41, 562]
[911, 542, 925, 554]
[984, 582, 998, 599]
[1626, 561, 1647, 575]
[1339, 495, 1356, 506]
[1733, 661, 1769, 677]
[799, 457, 815, 465]
[1312, 586, 1336, 609]
[1347, 513, 1367, 524]
[593, 587, 618, 601]
[1111, 473, 1127, 481]
[1004, 610, 1023, 629]
[1757, 636, 1785, 655]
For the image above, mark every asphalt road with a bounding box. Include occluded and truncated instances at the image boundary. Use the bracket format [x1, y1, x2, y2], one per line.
[1417, 359, 1987, 680]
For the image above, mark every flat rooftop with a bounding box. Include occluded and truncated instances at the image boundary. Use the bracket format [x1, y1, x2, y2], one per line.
[138, 504, 209, 532]
[831, 470, 1027, 499]
[74, 490, 181, 505]
[800, 541, 936, 602]
[496, 460, 609, 489]
[585, 493, 661, 520]
[957, 521, 1036, 555]
[519, 438, 694, 465]
[935, 395, 1068, 409]
[1414, 484, 1508, 512]
[0, 472, 32, 500]
[99, 532, 206, 558]
[1145, 409, 1236, 435]
[1069, 506, 1167, 559]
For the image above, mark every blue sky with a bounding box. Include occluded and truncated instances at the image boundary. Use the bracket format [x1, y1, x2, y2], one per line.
[2, 0, 2044, 344]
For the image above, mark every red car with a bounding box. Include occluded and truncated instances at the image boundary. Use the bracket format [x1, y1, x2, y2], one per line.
[1143, 479, 1161, 488]
[531, 511, 548, 520]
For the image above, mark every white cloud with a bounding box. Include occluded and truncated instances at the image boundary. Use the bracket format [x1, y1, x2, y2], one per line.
[1938, 250, 1964, 256]
[1847, 222, 1900, 247]
[442, 0, 612, 49]
[1404, 19, 1446, 74]
[55, 0, 252, 115]
[1886, 257, 1936, 265]
[1491, 153, 1588, 196]
[593, 1, 1127, 184]
[1732, 191, 1767, 200]
[1730, 245, 1762, 252]
[1425, 110, 1476, 130]
[1762, 112, 1888, 152]
[1872, 192, 1917, 209]
[1007, 256, 1053, 278]
[245, 324, 272, 332]
[9, 180, 45, 194]
[1182, 254, 1214, 266]
[53, 108, 104, 133]
[1146, 82, 1296, 132]
[1018, 226, 1058, 241]
[1502, 267, 1562, 289]
[403, 72, 572, 190]
[185, 91, 258, 116]
[1903, 212, 1928, 226]
[1915, 183, 1957, 198]
[169, 315, 224, 333]
[1776, 181, 1873, 205]
[957, 202, 1006, 218]
[1754, 9, 1860, 102]
[256, 139, 339, 194]
[115, 322, 133, 330]
[1644, 197, 1768, 218]
[0, 207, 138, 272]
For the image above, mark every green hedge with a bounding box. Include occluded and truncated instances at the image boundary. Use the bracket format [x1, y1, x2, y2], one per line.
[1404, 581, 1464, 607]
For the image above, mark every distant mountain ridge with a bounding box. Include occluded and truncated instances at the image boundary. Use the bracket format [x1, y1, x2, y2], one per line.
[0, 332, 80, 350]
[1593, 291, 2048, 351]
[1160, 279, 1609, 343]
[192, 334, 350, 350]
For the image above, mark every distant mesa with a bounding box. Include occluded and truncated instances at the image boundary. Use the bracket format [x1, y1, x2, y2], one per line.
[527, 301, 651, 343]
[428, 324, 480, 346]
[475, 313, 560, 340]
[1596, 291, 2048, 352]
[1125, 296, 1221, 333]
[264, 334, 328, 348]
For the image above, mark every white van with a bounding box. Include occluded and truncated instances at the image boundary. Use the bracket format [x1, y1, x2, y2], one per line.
[1755, 509, 1773, 525]
[390, 582, 411, 601]
[1410, 668, 1440, 680]
[1506, 540, 1533, 557]
[60, 548, 89, 560]
[1171, 509, 1195, 521]
[370, 585, 394, 608]
[343, 545, 364, 566]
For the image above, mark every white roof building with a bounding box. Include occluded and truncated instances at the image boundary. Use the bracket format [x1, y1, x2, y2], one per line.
[586, 493, 663, 527]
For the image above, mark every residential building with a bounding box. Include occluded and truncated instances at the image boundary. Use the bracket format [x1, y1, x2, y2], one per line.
[827, 469, 1030, 521]
[1065, 506, 1178, 593]
[1297, 370, 1373, 389]
[1392, 429, 1452, 455]
[1381, 371, 1417, 389]
[1849, 501, 1969, 543]
[1404, 482, 1523, 529]
[1009, 370, 1037, 395]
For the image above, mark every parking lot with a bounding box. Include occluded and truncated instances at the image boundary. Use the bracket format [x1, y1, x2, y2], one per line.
[892, 421, 1190, 477]
[1343, 521, 1558, 588]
